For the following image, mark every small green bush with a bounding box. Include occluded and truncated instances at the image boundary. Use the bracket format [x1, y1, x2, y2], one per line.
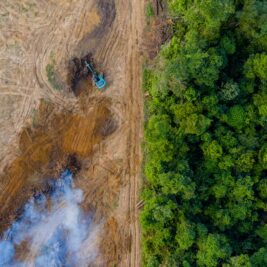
[146, 2, 155, 19]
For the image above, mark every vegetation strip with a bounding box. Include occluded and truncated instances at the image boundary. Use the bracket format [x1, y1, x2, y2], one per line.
[141, 1, 267, 266]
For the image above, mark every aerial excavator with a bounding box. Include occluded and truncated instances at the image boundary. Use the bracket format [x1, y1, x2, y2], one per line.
[84, 60, 106, 90]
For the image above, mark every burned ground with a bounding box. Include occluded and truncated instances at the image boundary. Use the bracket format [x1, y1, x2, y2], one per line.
[0, 97, 117, 233]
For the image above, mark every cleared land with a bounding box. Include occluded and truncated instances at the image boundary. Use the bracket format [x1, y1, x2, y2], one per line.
[0, 0, 144, 266]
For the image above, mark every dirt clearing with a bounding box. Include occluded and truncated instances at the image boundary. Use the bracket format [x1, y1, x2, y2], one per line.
[0, 0, 144, 266]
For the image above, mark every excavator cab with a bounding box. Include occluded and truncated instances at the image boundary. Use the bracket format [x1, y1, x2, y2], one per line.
[93, 73, 106, 89]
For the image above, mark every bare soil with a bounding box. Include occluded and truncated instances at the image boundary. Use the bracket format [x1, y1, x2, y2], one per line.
[0, 0, 145, 266]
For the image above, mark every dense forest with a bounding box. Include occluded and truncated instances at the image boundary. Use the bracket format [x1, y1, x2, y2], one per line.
[141, 0, 267, 266]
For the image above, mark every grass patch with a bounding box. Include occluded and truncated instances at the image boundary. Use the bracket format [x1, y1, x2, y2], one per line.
[145, 2, 155, 20]
[142, 67, 153, 92]
[46, 63, 62, 91]
[32, 109, 38, 128]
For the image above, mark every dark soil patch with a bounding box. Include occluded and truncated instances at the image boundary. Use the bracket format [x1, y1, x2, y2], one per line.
[0, 97, 117, 234]
[75, 0, 116, 56]
[68, 53, 103, 96]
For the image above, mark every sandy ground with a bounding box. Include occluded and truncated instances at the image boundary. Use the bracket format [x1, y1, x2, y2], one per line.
[0, 0, 144, 266]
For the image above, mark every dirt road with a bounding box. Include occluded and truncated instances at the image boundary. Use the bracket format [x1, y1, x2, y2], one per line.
[0, 0, 144, 266]
[77, 0, 145, 265]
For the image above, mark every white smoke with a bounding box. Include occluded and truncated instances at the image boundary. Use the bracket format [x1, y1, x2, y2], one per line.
[0, 170, 99, 267]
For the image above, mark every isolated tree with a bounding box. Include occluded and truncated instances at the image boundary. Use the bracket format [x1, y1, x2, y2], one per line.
[250, 248, 267, 266]
[239, 0, 267, 49]
[226, 105, 246, 129]
[197, 234, 232, 267]
[223, 254, 251, 267]
[220, 80, 240, 101]
[176, 219, 196, 250]
[244, 53, 267, 80]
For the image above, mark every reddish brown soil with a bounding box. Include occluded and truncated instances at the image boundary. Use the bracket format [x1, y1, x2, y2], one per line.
[0, 95, 116, 232]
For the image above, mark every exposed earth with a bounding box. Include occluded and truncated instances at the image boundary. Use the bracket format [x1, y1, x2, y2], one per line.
[0, 0, 145, 266]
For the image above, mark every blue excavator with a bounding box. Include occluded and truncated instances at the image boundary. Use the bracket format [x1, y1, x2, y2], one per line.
[84, 60, 106, 90]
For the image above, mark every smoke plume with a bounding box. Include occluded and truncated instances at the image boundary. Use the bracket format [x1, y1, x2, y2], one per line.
[0, 170, 99, 267]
